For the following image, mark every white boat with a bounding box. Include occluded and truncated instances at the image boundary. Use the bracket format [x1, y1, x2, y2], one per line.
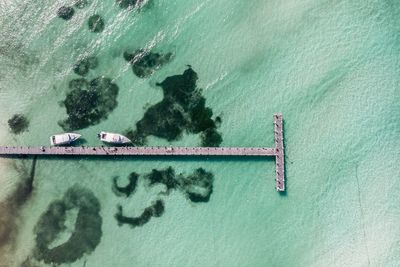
[97, 131, 131, 144]
[50, 133, 81, 146]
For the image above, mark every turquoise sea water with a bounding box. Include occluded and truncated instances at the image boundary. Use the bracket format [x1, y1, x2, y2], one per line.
[0, 0, 399, 266]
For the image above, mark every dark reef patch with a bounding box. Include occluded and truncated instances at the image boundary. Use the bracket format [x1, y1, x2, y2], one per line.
[0, 158, 37, 264]
[59, 77, 119, 131]
[126, 67, 222, 147]
[57, 6, 75, 20]
[215, 116, 222, 126]
[180, 168, 214, 203]
[69, 78, 89, 91]
[8, 114, 29, 134]
[20, 257, 40, 267]
[145, 167, 178, 192]
[115, 199, 165, 227]
[116, 0, 147, 9]
[112, 172, 139, 197]
[73, 60, 89, 76]
[142, 167, 214, 203]
[88, 15, 105, 33]
[112, 167, 214, 228]
[116, 0, 136, 9]
[126, 99, 186, 143]
[86, 56, 99, 69]
[14, 156, 37, 206]
[123, 49, 172, 78]
[74, 0, 90, 9]
[33, 185, 102, 265]
[73, 56, 98, 76]
[200, 128, 223, 147]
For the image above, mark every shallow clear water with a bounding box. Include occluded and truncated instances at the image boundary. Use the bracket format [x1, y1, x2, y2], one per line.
[0, 0, 399, 266]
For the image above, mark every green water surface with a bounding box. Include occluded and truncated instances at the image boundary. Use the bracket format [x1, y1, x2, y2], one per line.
[0, 0, 399, 266]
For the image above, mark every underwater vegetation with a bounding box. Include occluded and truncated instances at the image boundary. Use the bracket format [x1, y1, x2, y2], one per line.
[57, 2, 92, 30]
[126, 67, 222, 147]
[181, 168, 214, 203]
[68, 78, 89, 91]
[73, 56, 98, 76]
[112, 172, 139, 197]
[115, 200, 165, 228]
[145, 167, 178, 192]
[33, 185, 102, 265]
[116, 0, 148, 9]
[74, 0, 90, 9]
[200, 127, 223, 147]
[14, 156, 37, 206]
[8, 114, 29, 134]
[59, 77, 119, 131]
[0, 158, 37, 265]
[143, 167, 214, 202]
[57, 6, 75, 20]
[60, 55, 120, 130]
[114, 167, 214, 228]
[88, 15, 105, 33]
[123, 49, 173, 78]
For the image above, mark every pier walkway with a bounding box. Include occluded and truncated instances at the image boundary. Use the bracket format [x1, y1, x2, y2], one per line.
[0, 114, 285, 191]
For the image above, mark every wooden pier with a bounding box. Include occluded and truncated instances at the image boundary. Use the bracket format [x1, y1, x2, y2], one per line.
[274, 114, 285, 191]
[0, 114, 285, 191]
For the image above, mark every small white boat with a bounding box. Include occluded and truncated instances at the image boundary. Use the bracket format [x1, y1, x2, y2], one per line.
[97, 131, 131, 144]
[50, 133, 81, 146]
